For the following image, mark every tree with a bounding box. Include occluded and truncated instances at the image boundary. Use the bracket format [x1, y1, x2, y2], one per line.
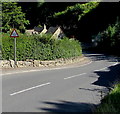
[2, 2, 29, 33]
[18, 2, 76, 28]
[48, 2, 99, 38]
[92, 18, 120, 55]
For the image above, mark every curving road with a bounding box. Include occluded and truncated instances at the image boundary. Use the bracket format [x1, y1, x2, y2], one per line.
[2, 52, 120, 112]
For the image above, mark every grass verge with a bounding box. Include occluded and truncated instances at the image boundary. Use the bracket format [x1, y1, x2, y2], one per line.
[94, 83, 120, 113]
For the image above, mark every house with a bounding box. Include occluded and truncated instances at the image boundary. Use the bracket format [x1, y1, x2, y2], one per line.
[26, 25, 65, 39]
[26, 24, 47, 35]
[46, 26, 65, 39]
[34, 24, 47, 35]
[26, 29, 37, 35]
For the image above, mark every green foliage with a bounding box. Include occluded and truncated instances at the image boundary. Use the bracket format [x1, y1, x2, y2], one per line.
[2, 33, 82, 61]
[92, 18, 120, 52]
[2, 2, 30, 33]
[53, 38, 82, 59]
[95, 83, 120, 113]
[53, 2, 99, 21]
[48, 2, 99, 37]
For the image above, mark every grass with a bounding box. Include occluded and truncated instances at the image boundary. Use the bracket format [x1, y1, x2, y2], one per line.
[95, 83, 120, 113]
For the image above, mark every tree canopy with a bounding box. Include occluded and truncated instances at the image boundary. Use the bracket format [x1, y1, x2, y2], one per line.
[2, 2, 29, 32]
[2, 2, 120, 42]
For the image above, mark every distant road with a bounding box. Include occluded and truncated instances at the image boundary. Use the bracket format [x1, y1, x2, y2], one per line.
[2, 52, 120, 112]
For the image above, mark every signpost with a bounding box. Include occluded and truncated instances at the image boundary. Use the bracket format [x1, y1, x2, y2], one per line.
[10, 29, 19, 68]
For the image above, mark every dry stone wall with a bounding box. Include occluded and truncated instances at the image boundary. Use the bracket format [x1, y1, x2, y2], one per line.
[1, 55, 85, 68]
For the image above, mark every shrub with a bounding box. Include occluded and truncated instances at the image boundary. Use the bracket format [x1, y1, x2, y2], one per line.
[95, 83, 120, 113]
[2, 33, 82, 61]
[92, 18, 120, 53]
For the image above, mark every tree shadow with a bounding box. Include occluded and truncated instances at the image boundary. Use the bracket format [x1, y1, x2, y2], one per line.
[92, 64, 120, 88]
[84, 52, 119, 62]
[38, 100, 96, 113]
[79, 88, 103, 93]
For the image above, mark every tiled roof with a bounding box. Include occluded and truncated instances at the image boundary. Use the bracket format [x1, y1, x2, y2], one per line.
[34, 26, 44, 32]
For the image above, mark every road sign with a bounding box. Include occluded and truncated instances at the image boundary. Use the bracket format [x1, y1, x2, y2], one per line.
[10, 29, 19, 37]
[10, 29, 19, 68]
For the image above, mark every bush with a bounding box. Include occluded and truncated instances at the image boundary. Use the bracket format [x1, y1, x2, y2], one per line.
[2, 33, 82, 61]
[92, 18, 120, 55]
[95, 83, 120, 113]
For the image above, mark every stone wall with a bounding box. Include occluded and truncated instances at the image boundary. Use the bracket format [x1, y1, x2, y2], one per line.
[0, 55, 86, 68]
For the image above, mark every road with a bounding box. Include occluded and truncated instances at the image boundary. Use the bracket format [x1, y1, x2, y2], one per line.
[2, 53, 120, 112]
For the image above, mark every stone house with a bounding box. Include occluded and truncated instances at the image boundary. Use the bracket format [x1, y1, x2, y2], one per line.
[26, 24, 47, 35]
[26, 25, 65, 39]
[46, 26, 65, 39]
[26, 29, 35, 35]
[34, 24, 47, 35]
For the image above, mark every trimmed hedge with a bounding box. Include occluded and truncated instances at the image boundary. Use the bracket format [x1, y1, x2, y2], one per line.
[2, 33, 82, 61]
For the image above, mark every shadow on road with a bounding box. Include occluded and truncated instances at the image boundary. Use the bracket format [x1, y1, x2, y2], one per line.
[84, 51, 120, 88]
[92, 64, 120, 88]
[38, 100, 95, 113]
[83, 51, 120, 62]
[36, 52, 120, 113]
[79, 88, 102, 93]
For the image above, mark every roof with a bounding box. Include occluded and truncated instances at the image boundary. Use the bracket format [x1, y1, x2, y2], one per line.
[46, 27, 59, 34]
[58, 33, 65, 38]
[34, 26, 44, 32]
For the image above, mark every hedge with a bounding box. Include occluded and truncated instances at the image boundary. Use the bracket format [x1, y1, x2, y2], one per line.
[2, 33, 82, 61]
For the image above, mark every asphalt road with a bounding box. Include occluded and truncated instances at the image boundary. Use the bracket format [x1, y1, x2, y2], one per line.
[2, 53, 120, 112]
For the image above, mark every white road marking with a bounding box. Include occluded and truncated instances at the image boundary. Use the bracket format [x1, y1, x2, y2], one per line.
[94, 61, 119, 72]
[76, 61, 92, 67]
[64, 73, 87, 80]
[111, 62, 119, 66]
[10, 82, 51, 96]
[94, 67, 109, 72]
[49, 61, 92, 70]
[87, 54, 104, 56]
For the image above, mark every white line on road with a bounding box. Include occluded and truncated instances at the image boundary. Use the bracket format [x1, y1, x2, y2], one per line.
[87, 54, 104, 56]
[64, 73, 87, 80]
[94, 61, 119, 72]
[75, 61, 92, 67]
[10, 82, 51, 96]
[94, 67, 109, 72]
[111, 62, 119, 66]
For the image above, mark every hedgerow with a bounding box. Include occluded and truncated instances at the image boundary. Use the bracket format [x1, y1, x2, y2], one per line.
[2, 33, 82, 61]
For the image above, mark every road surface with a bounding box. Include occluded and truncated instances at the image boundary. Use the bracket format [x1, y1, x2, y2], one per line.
[2, 53, 120, 112]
